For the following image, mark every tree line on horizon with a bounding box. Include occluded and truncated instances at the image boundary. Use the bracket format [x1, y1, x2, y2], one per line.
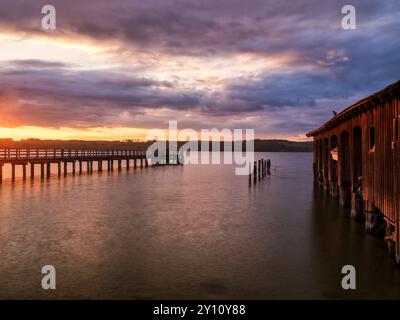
[0, 138, 312, 152]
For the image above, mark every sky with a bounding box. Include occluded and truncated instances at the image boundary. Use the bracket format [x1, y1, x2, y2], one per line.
[0, 0, 399, 141]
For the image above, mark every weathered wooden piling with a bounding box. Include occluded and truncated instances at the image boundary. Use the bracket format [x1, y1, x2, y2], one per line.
[40, 163, 45, 179]
[253, 161, 257, 184]
[46, 163, 51, 178]
[31, 163, 35, 180]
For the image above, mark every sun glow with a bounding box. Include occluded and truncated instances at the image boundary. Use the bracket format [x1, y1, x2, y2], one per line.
[0, 126, 148, 141]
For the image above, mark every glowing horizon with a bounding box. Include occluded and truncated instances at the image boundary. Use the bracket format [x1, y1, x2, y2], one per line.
[0, 0, 398, 142]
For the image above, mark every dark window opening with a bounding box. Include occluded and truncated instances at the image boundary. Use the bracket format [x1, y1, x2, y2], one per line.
[369, 126, 375, 150]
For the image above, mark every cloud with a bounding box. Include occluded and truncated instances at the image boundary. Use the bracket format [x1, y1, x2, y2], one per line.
[0, 0, 398, 138]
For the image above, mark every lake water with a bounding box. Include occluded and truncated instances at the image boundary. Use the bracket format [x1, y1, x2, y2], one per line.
[1, 152, 400, 299]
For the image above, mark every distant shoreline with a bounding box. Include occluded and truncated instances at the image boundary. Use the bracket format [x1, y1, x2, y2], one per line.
[0, 139, 313, 153]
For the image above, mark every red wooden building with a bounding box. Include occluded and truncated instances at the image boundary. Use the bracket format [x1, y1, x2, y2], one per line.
[307, 80, 400, 262]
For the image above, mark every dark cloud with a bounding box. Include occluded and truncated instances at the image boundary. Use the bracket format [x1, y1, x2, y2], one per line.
[0, 0, 398, 137]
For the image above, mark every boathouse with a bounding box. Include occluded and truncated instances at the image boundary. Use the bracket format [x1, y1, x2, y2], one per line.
[306, 80, 400, 262]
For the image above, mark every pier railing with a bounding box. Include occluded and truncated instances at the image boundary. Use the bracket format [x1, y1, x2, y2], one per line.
[0, 149, 147, 161]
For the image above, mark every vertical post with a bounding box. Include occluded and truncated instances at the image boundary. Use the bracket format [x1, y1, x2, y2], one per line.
[90, 161, 93, 173]
[118, 159, 122, 171]
[87, 161, 90, 173]
[263, 159, 266, 177]
[58, 162, 61, 177]
[72, 161, 76, 175]
[98, 161, 102, 172]
[253, 161, 257, 184]
[11, 164, 15, 182]
[126, 159, 129, 170]
[166, 149, 170, 165]
[248, 162, 252, 186]
[79, 161, 82, 174]
[258, 160, 261, 180]
[31, 163, 35, 180]
[134, 158, 137, 169]
[267, 159, 271, 175]
[64, 162, 68, 176]
[0, 164, 2, 184]
[40, 163, 45, 179]
[140, 159, 143, 168]
[46, 162, 51, 178]
[23, 164, 27, 180]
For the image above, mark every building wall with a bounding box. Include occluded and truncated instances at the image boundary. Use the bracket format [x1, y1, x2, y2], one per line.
[312, 94, 399, 223]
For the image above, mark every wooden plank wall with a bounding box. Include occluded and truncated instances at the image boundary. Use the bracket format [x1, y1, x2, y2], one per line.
[312, 93, 400, 223]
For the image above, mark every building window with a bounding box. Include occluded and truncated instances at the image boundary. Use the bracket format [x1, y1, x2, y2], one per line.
[369, 126, 375, 151]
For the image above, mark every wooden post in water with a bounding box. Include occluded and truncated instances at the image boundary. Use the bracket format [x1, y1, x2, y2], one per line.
[31, 163, 35, 180]
[22, 164, 26, 180]
[11, 164, 15, 182]
[118, 159, 122, 171]
[64, 162, 68, 176]
[263, 159, 266, 177]
[126, 159, 129, 170]
[249, 163, 252, 186]
[79, 161, 82, 174]
[0, 164, 2, 184]
[134, 158, 137, 169]
[46, 163, 51, 178]
[58, 162, 61, 177]
[72, 161, 76, 175]
[40, 163, 45, 179]
[98, 161, 102, 172]
[253, 161, 257, 184]
[267, 159, 271, 175]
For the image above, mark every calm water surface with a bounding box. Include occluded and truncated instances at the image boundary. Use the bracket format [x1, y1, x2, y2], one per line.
[1, 152, 400, 299]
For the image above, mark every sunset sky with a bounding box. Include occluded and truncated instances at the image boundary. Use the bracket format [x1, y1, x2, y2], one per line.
[0, 0, 399, 141]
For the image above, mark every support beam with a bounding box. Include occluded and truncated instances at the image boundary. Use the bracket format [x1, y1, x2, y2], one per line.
[22, 164, 27, 180]
[31, 163, 35, 180]
[46, 163, 51, 178]
[11, 164, 15, 182]
[58, 162, 61, 177]
[40, 163, 45, 179]
[0, 164, 3, 184]
[64, 162, 68, 176]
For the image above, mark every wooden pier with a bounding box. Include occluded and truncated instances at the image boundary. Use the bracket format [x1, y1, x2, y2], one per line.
[0, 148, 179, 183]
[307, 80, 400, 263]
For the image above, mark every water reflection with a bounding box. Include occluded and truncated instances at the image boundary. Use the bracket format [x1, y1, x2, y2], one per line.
[0, 153, 399, 299]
